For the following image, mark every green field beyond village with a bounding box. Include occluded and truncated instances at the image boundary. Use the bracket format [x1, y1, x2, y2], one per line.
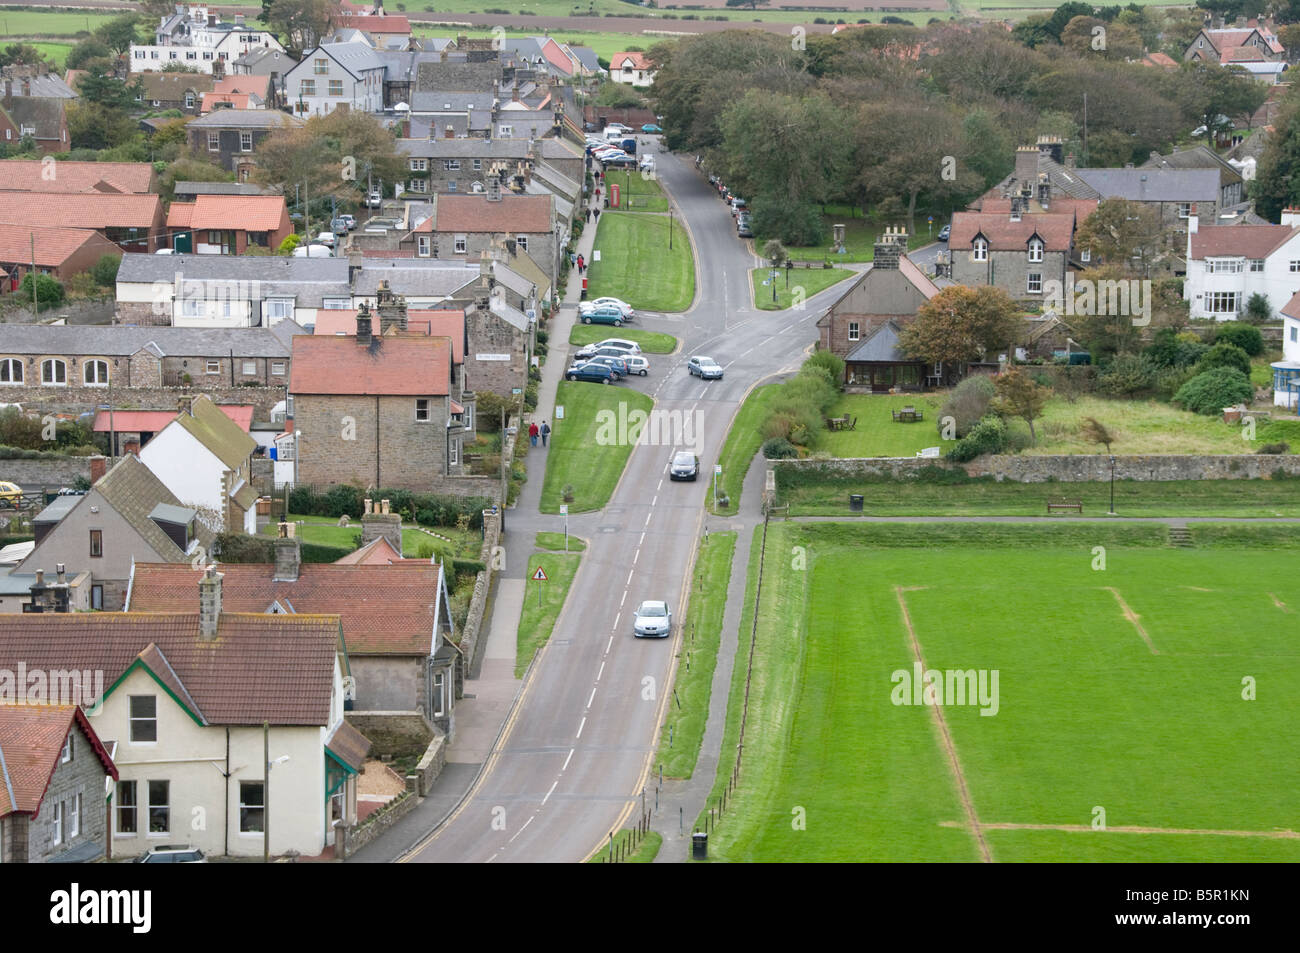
[704, 522, 1300, 862]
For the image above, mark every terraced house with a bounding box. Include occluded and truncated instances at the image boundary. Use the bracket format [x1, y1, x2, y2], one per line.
[283, 40, 385, 117]
[398, 136, 583, 197]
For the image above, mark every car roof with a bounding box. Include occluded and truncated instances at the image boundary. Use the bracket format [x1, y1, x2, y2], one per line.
[637, 600, 667, 610]
[672, 450, 695, 460]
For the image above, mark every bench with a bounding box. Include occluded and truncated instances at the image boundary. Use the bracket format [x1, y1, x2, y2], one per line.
[1046, 499, 1083, 514]
[916, 447, 940, 459]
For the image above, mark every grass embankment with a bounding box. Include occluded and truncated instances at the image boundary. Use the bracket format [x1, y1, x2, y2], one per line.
[587, 830, 662, 863]
[539, 381, 654, 514]
[708, 383, 783, 516]
[569, 325, 677, 354]
[261, 514, 482, 558]
[588, 212, 694, 313]
[602, 167, 668, 213]
[657, 531, 737, 780]
[752, 266, 856, 311]
[516, 537, 582, 677]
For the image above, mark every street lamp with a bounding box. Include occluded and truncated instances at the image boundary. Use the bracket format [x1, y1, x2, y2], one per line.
[1108, 455, 1116, 516]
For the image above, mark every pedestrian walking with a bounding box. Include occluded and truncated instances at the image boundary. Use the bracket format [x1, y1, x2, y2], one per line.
[577, 254, 585, 273]
[529, 422, 539, 447]
[593, 208, 600, 223]
[586, 208, 592, 223]
[540, 421, 550, 447]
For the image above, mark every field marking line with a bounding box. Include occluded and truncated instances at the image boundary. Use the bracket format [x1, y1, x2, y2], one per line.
[1102, 587, 1159, 655]
[895, 585, 992, 864]
[940, 820, 1300, 839]
[1180, 586, 1215, 592]
[1268, 592, 1291, 612]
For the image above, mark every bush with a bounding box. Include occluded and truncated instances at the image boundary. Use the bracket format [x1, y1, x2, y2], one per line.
[761, 437, 798, 459]
[1256, 441, 1290, 454]
[475, 391, 512, 431]
[804, 349, 845, 387]
[18, 273, 65, 306]
[286, 485, 493, 527]
[947, 415, 1007, 462]
[1155, 365, 1198, 400]
[1172, 367, 1254, 415]
[940, 375, 994, 438]
[91, 253, 121, 288]
[1097, 353, 1159, 396]
[749, 194, 826, 247]
[1196, 343, 1251, 377]
[1212, 322, 1264, 357]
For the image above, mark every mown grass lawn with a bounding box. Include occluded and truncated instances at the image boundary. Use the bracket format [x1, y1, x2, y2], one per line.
[586, 830, 662, 863]
[569, 325, 677, 354]
[751, 266, 855, 311]
[709, 383, 783, 516]
[263, 514, 482, 558]
[588, 212, 694, 313]
[540, 381, 654, 514]
[0, 10, 120, 35]
[535, 531, 585, 552]
[705, 521, 1300, 862]
[516, 548, 581, 677]
[815, 393, 958, 458]
[657, 531, 736, 780]
[602, 166, 667, 213]
[760, 206, 944, 263]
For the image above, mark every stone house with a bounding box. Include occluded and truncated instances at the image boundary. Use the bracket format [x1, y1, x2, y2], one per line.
[283, 41, 385, 118]
[186, 108, 304, 178]
[16, 454, 215, 611]
[949, 208, 1078, 305]
[0, 78, 70, 154]
[0, 704, 118, 863]
[410, 188, 560, 290]
[133, 71, 215, 114]
[398, 136, 582, 198]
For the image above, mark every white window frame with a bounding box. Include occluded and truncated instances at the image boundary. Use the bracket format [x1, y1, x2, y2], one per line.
[148, 780, 170, 835]
[53, 801, 63, 845]
[1206, 291, 1240, 314]
[83, 360, 109, 386]
[41, 359, 67, 386]
[240, 131, 253, 152]
[69, 793, 80, 839]
[1290, 261, 1300, 273]
[1249, 259, 1264, 272]
[517, 236, 528, 251]
[418, 235, 431, 257]
[323, 298, 350, 309]
[271, 362, 286, 376]
[848, 322, 859, 342]
[265, 298, 294, 321]
[208, 132, 220, 152]
[472, 158, 482, 171]
[242, 360, 257, 376]
[0, 358, 22, 384]
[454, 235, 467, 254]
[434, 672, 446, 716]
[973, 238, 988, 262]
[449, 440, 459, 466]
[239, 781, 265, 834]
[444, 159, 460, 171]
[61, 732, 73, 763]
[1027, 272, 1043, 294]
[1080, 248, 1091, 263]
[116, 781, 137, 834]
[130, 695, 157, 744]
[1027, 238, 1044, 263]
[1178, 203, 1191, 219]
[205, 360, 221, 375]
[416, 398, 430, 422]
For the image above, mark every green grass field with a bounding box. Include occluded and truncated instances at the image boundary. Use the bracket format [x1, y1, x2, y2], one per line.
[587, 829, 662, 863]
[569, 325, 677, 354]
[816, 393, 958, 457]
[709, 382, 782, 515]
[262, 514, 482, 558]
[752, 266, 855, 311]
[764, 206, 946, 263]
[603, 167, 668, 213]
[540, 381, 654, 513]
[705, 521, 1300, 862]
[536, 530, 586, 552]
[588, 211, 695, 313]
[0, 10, 120, 36]
[517, 543, 582, 677]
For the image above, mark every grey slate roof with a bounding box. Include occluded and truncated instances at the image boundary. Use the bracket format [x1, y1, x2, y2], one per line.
[7, 73, 77, 98]
[187, 109, 303, 130]
[173, 181, 273, 197]
[410, 91, 493, 113]
[570, 47, 602, 73]
[490, 261, 536, 300]
[33, 495, 80, 525]
[354, 260, 479, 297]
[95, 455, 213, 562]
[233, 47, 296, 71]
[1072, 168, 1220, 203]
[844, 320, 916, 364]
[415, 60, 504, 93]
[149, 502, 197, 526]
[0, 324, 301, 357]
[312, 40, 387, 78]
[118, 253, 351, 307]
[532, 162, 579, 201]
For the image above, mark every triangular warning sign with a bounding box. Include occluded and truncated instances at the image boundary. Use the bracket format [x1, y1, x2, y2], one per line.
[532, 567, 548, 581]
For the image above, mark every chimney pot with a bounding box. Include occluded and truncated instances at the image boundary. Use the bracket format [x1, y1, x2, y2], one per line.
[35, 569, 44, 586]
[56, 564, 66, 584]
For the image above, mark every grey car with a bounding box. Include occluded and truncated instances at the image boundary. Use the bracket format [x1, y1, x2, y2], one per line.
[582, 355, 628, 378]
[687, 356, 724, 380]
[633, 600, 672, 638]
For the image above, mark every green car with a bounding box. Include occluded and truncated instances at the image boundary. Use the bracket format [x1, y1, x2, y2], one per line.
[580, 307, 624, 327]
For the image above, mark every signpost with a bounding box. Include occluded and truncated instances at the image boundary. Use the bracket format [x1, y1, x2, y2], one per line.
[560, 504, 568, 552]
[532, 565, 548, 607]
[555, 405, 564, 420]
[713, 464, 721, 509]
[927, 216, 933, 240]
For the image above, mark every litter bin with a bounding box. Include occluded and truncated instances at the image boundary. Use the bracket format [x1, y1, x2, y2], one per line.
[692, 830, 707, 860]
[849, 494, 864, 512]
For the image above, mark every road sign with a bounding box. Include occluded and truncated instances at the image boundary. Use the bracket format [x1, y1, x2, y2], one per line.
[714, 464, 722, 474]
[559, 504, 568, 515]
[593, 250, 602, 262]
[532, 566, 548, 581]
[555, 406, 564, 419]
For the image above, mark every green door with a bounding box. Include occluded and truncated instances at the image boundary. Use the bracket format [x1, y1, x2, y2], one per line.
[173, 231, 192, 253]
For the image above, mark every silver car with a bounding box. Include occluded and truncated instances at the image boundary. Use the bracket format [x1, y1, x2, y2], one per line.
[622, 354, 650, 376]
[687, 356, 724, 380]
[633, 600, 672, 638]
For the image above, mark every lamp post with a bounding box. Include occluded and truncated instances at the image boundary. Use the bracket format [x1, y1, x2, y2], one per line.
[1109, 455, 1116, 516]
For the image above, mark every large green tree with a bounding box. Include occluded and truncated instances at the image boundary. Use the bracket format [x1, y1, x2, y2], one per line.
[1254, 91, 1300, 220]
[899, 285, 1023, 379]
[1074, 199, 1166, 276]
[268, 0, 342, 57]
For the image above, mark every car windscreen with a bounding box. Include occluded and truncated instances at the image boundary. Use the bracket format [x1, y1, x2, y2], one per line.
[639, 605, 666, 616]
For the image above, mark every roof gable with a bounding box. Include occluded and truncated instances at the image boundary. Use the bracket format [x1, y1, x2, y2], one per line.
[290, 333, 451, 396]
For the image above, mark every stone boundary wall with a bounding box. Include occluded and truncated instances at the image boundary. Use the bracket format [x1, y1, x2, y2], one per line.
[346, 711, 435, 760]
[412, 732, 447, 796]
[339, 790, 417, 859]
[0, 456, 100, 489]
[774, 454, 1300, 485]
[10, 384, 286, 419]
[458, 416, 515, 674]
[0, 298, 114, 326]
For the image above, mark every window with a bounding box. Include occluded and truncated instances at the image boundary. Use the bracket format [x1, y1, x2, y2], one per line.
[206, 360, 220, 374]
[84, 360, 108, 386]
[454, 235, 467, 254]
[69, 793, 80, 839]
[185, 92, 195, 109]
[1249, 259, 1265, 272]
[148, 780, 170, 833]
[130, 696, 157, 743]
[1178, 203, 1192, 219]
[186, 52, 196, 61]
[498, 125, 512, 137]
[116, 780, 137, 834]
[328, 79, 343, 97]
[241, 360, 257, 376]
[314, 58, 328, 75]
[434, 672, 445, 716]
[409, 158, 427, 172]
[418, 235, 431, 257]
[89, 530, 103, 558]
[240, 131, 253, 152]
[444, 159, 461, 171]
[1027, 273, 1043, 294]
[415, 398, 430, 422]
[207, 231, 222, 246]
[472, 158, 482, 171]
[208, 132, 220, 151]
[1290, 261, 1300, 273]
[464, 404, 473, 431]
[1206, 291, 1240, 314]
[449, 440, 459, 466]
[973, 238, 988, 262]
[271, 361, 286, 376]
[0, 358, 21, 384]
[848, 322, 859, 342]
[247, 231, 268, 248]
[300, 79, 315, 96]
[239, 782, 265, 833]
[265, 299, 294, 321]
[1206, 258, 1244, 274]
[517, 236, 528, 251]
[407, 178, 427, 193]
[1081, 248, 1091, 263]
[1027, 238, 1043, 263]
[1292, 326, 1298, 343]
[61, 732, 73, 764]
[53, 801, 63, 845]
[323, 298, 350, 309]
[41, 359, 66, 385]
[447, 180, 456, 192]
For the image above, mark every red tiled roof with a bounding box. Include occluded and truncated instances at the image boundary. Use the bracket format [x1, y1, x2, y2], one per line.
[950, 211, 1076, 251]
[201, 92, 257, 113]
[337, 13, 411, 32]
[0, 192, 161, 230]
[188, 194, 287, 232]
[1142, 52, 1179, 69]
[334, 536, 405, 565]
[422, 194, 552, 234]
[0, 705, 117, 818]
[291, 333, 451, 396]
[0, 223, 112, 268]
[1225, 45, 1266, 62]
[1189, 223, 1298, 259]
[92, 406, 253, 434]
[312, 309, 465, 363]
[0, 159, 154, 194]
[1281, 290, 1300, 320]
[0, 614, 340, 726]
[973, 197, 1098, 222]
[167, 202, 195, 228]
[128, 562, 443, 656]
[212, 76, 271, 98]
[611, 52, 651, 71]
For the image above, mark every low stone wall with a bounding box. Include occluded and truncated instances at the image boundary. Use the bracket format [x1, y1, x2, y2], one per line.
[345, 711, 435, 760]
[10, 384, 287, 419]
[0, 455, 101, 489]
[458, 417, 514, 674]
[412, 731, 447, 796]
[339, 790, 418, 860]
[1, 297, 114, 326]
[774, 453, 1300, 486]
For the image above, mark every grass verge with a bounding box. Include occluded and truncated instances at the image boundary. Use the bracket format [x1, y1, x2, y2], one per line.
[261, 514, 482, 558]
[516, 548, 582, 678]
[569, 325, 677, 354]
[709, 382, 783, 515]
[535, 530, 586, 552]
[540, 381, 654, 513]
[752, 267, 855, 311]
[603, 167, 667, 212]
[588, 212, 694, 313]
[586, 829, 662, 863]
[657, 531, 737, 780]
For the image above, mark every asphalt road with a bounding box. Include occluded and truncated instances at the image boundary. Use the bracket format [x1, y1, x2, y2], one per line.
[401, 147, 851, 863]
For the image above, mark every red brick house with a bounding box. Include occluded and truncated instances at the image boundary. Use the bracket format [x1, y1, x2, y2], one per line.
[166, 194, 291, 255]
[0, 223, 123, 291]
[0, 193, 164, 254]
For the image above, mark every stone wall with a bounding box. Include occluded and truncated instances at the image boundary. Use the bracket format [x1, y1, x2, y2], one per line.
[458, 424, 509, 673]
[412, 730, 447, 796]
[0, 297, 115, 326]
[0, 456, 99, 490]
[346, 711, 435, 760]
[11, 384, 287, 419]
[295, 393, 451, 489]
[773, 453, 1300, 487]
[339, 789, 418, 859]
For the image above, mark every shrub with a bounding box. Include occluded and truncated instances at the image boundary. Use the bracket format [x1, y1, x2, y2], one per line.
[761, 437, 798, 459]
[475, 391, 512, 431]
[18, 273, 64, 306]
[1244, 292, 1271, 324]
[947, 415, 1007, 462]
[1172, 367, 1254, 415]
[939, 375, 994, 438]
[1212, 322, 1264, 357]
[91, 254, 121, 288]
[1256, 441, 1290, 454]
[1097, 353, 1159, 396]
[1196, 343, 1251, 377]
[1155, 365, 1198, 400]
[804, 349, 845, 387]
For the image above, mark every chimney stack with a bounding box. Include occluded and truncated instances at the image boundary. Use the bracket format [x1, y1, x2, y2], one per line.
[361, 503, 402, 554]
[56, 563, 66, 585]
[872, 227, 905, 270]
[356, 302, 373, 345]
[1014, 145, 1038, 191]
[199, 567, 222, 641]
[89, 455, 107, 483]
[21, 78, 31, 97]
[273, 528, 300, 582]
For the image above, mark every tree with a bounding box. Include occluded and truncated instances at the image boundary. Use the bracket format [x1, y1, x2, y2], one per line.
[725, 0, 769, 7]
[254, 109, 404, 207]
[763, 239, 788, 267]
[992, 367, 1052, 443]
[77, 72, 144, 111]
[1253, 92, 1300, 220]
[1080, 416, 1116, 453]
[1244, 292, 1272, 324]
[19, 273, 66, 306]
[158, 156, 232, 205]
[1067, 264, 1143, 360]
[65, 100, 138, 150]
[899, 285, 1023, 380]
[268, 0, 342, 57]
[1074, 199, 1166, 276]
[1060, 16, 1143, 61]
[95, 13, 141, 56]
[161, 61, 203, 73]
[1164, 61, 1267, 147]
[65, 37, 112, 71]
[0, 43, 56, 71]
[91, 254, 122, 288]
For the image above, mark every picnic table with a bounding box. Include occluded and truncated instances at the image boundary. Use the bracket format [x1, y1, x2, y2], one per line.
[891, 406, 924, 423]
[825, 416, 856, 431]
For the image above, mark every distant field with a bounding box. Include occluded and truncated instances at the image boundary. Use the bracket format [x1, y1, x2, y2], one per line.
[0, 10, 119, 36]
[704, 521, 1300, 862]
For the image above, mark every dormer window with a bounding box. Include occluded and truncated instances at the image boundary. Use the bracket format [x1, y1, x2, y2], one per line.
[1028, 238, 1044, 263]
[973, 237, 988, 262]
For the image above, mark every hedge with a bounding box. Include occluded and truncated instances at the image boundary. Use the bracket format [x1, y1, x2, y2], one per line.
[287, 485, 494, 528]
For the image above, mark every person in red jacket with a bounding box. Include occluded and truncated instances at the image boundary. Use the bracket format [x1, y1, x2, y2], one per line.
[529, 422, 539, 447]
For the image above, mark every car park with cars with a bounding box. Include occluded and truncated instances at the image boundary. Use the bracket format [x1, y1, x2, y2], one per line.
[574, 337, 642, 360]
[580, 307, 626, 327]
[669, 451, 699, 481]
[621, 354, 650, 376]
[687, 356, 724, 379]
[566, 363, 617, 384]
[633, 600, 672, 638]
[582, 355, 629, 378]
[580, 297, 635, 318]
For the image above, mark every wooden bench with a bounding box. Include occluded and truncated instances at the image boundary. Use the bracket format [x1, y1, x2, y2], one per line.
[1046, 499, 1083, 514]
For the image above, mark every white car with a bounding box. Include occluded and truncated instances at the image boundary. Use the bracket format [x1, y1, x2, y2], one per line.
[595, 337, 642, 354]
[314, 231, 336, 248]
[366, 190, 382, 207]
[622, 354, 649, 376]
[633, 600, 672, 638]
[579, 297, 635, 318]
[575, 338, 640, 360]
[639, 155, 655, 171]
[293, 243, 334, 258]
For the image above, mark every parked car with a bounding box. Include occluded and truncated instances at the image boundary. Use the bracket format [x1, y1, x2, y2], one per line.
[938, 224, 951, 242]
[365, 190, 382, 207]
[133, 844, 207, 864]
[730, 197, 747, 217]
[566, 363, 617, 384]
[622, 354, 650, 376]
[641, 123, 663, 134]
[669, 451, 698, 481]
[339, 214, 356, 230]
[687, 356, 724, 379]
[639, 155, 655, 172]
[583, 355, 628, 378]
[574, 337, 642, 360]
[737, 218, 753, 238]
[293, 243, 334, 258]
[580, 307, 625, 327]
[593, 336, 642, 354]
[580, 297, 635, 318]
[604, 154, 637, 168]
[314, 231, 336, 248]
[330, 218, 349, 235]
[633, 600, 672, 638]
[0, 481, 23, 508]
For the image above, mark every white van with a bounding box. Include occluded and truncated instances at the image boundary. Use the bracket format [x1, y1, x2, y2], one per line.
[604, 124, 629, 141]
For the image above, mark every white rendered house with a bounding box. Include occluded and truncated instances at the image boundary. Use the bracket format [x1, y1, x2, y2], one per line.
[1184, 208, 1300, 321]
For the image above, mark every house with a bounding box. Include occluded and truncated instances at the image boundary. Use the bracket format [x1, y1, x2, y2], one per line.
[137, 394, 260, 535]
[398, 136, 583, 198]
[335, 13, 413, 49]
[948, 208, 1078, 305]
[0, 71, 77, 100]
[92, 403, 253, 457]
[498, 37, 578, 79]
[289, 308, 470, 490]
[172, 180, 273, 202]
[0, 159, 155, 195]
[199, 90, 264, 113]
[14, 454, 215, 610]
[0, 704, 118, 863]
[212, 73, 275, 106]
[165, 194, 292, 255]
[130, 6, 285, 75]
[127, 523, 461, 730]
[0, 224, 122, 290]
[1140, 145, 1247, 215]
[116, 252, 351, 326]
[411, 188, 560, 289]
[0, 564, 93, 614]
[0, 95, 68, 155]
[817, 229, 938, 391]
[186, 108, 304, 178]
[350, 257, 481, 308]
[609, 52, 655, 88]
[283, 41, 386, 118]
[1274, 291, 1300, 409]
[1184, 24, 1286, 71]
[132, 71, 215, 113]
[1183, 208, 1300, 322]
[0, 193, 164, 254]
[0, 573, 369, 860]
